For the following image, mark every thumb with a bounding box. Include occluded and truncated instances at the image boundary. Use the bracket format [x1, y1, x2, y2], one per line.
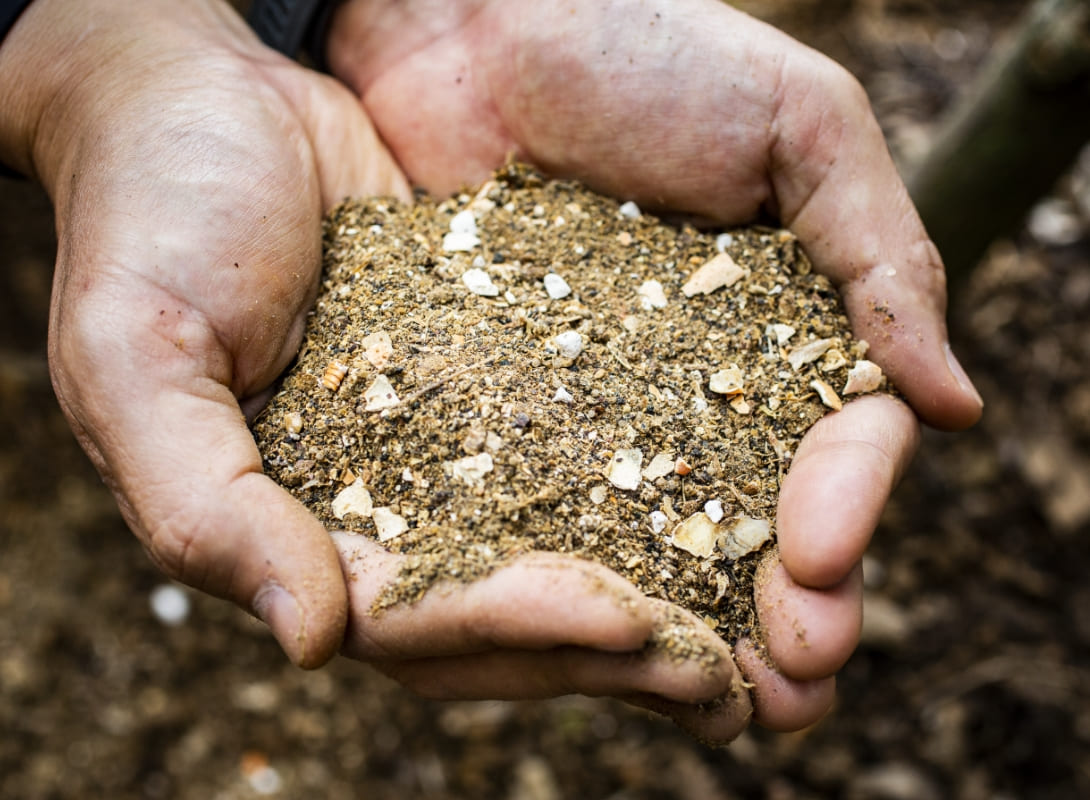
[768, 54, 983, 431]
[52, 290, 347, 668]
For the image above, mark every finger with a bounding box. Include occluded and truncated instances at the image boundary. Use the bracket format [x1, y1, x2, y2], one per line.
[52, 298, 346, 668]
[335, 535, 655, 660]
[777, 394, 919, 588]
[734, 638, 836, 732]
[622, 690, 752, 746]
[762, 48, 983, 431]
[755, 557, 863, 681]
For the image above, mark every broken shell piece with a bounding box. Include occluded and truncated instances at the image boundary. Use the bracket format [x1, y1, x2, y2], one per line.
[552, 330, 584, 359]
[552, 386, 574, 404]
[720, 516, 772, 559]
[364, 374, 400, 411]
[543, 273, 572, 299]
[675, 458, 692, 476]
[638, 279, 668, 309]
[729, 396, 752, 415]
[361, 330, 393, 369]
[442, 231, 480, 252]
[765, 323, 796, 345]
[331, 479, 373, 521]
[283, 411, 303, 434]
[811, 378, 843, 411]
[321, 360, 348, 391]
[843, 359, 884, 395]
[681, 253, 747, 297]
[670, 512, 720, 559]
[589, 485, 608, 505]
[704, 499, 725, 524]
[709, 363, 745, 395]
[715, 233, 734, 253]
[642, 452, 675, 481]
[787, 338, 837, 370]
[618, 201, 641, 220]
[462, 268, 499, 296]
[821, 348, 849, 371]
[450, 452, 494, 486]
[372, 507, 408, 542]
[649, 510, 668, 534]
[606, 448, 643, 491]
[449, 209, 477, 235]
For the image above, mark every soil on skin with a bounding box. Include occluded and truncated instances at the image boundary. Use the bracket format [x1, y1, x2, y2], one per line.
[253, 164, 883, 649]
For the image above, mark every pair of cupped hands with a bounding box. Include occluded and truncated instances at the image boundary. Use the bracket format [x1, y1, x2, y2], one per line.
[0, 0, 982, 742]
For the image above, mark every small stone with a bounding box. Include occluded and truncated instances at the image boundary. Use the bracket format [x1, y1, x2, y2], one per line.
[811, 378, 843, 410]
[283, 411, 303, 434]
[462, 426, 487, 454]
[649, 510, 668, 533]
[361, 330, 393, 369]
[787, 338, 837, 370]
[720, 516, 772, 559]
[589, 485, 608, 505]
[704, 499, 725, 523]
[715, 233, 734, 253]
[670, 512, 720, 558]
[616, 231, 633, 246]
[332, 478, 374, 520]
[709, 363, 745, 395]
[682, 253, 747, 297]
[443, 231, 481, 252]
[450, 452, 494, 485]
[149, 584, 190, 627]
[449, 209, 478, 235]
[543, 273, 572, 299]
[618, 200, 641, 219]
[462, 267, 499, 296]
[821, 348, 849, 371]
[675, 458, 692, 475]
[765, 323, 796, 345]
[372, 507, 409, 542]
[606, 448, 643, 491]
[364, 374, 400, 410]
[729, 396, 751, 415]
[553, 386, 574, 404]
[642, 452, 675, 481]
[638, 279, 668, 309]
[843, 359, 884, 394]
[552, 330, 584, 359]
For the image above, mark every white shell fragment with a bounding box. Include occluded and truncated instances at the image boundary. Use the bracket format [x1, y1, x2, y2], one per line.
[715, 233, 734, 253]
[449, 209, 478, 235]
[450, 452, 494, 485]
[553, 385, 575, 404]
[787, 338, 837, 370]
[681, 253, 747, 297]
[729, 396, 752, 415]
[361, 330, 393, 369]
[709, 363, 745, 395]
[843, 359, 884, 395]
[642, 452, 675, 481]
[543, 273, 572, 299]
[638, 279, 668, 309]
[720, 516, 772, 559]
[443, 232, 481, 252]
[283, 411, 303, 434]
[766, 323, 796, 345]
[649, 510, 668, 533]
[670, 512, 720, 559]
[332, 479, 374, 520]
[364, 374, 400, 411]
[618, 200, 642, 219]
[811, 378, 843, 411]
[462, 268, 499, 296]
[589, 485, 608, 505]
[704, 499, 725, 524]
[606, 448, 644, 491]
[372, 507, 409, 542]
[552, 330, 584, 359]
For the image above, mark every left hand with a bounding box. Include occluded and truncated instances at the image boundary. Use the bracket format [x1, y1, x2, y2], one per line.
[322, 0, 981, 735]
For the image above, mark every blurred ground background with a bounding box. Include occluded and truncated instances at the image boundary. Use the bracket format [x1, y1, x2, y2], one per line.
[3, 1, 1089, 798]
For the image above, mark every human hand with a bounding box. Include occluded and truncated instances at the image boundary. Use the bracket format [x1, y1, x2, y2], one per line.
[0, 0, 760, 741]
[323, 0, 983, 730]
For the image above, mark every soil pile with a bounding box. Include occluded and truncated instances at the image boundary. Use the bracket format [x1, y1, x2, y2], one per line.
[253, 164, 886, 645]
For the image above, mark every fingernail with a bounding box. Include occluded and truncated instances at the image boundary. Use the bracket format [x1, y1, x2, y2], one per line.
[253, 581, 306, 663]
[944, 343, 983, 409]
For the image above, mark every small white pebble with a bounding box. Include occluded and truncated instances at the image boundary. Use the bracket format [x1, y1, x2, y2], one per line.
[462, 267, 499, 296]
[553, 386, 575, 404]
[765, 323, 796, 345]
[544, 273, 572, 299]
[589, 485, 609, 505]
[606, 448, 643, 491]
[637, 279, 668, 309]
[704, 499, 725, 524]
[715, 233, 734, 253]
[618, 201, 642, 220]
[449, 209, 478, 235]
[552, 330, 584, 359]
[401, 467, 414, 483]
[149, 584, 190, 627]
[372, 507, 408, 541]
[504, 290, 517, 304]
[247, 766, 283, 796]
[443, 231, 481, 252]
[649, 510, 668, 534]
[450, 453, 494, 486]
[369, 224, 383, 236]
[332, 479, 374, 520]
[472, 254, 487, 268]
